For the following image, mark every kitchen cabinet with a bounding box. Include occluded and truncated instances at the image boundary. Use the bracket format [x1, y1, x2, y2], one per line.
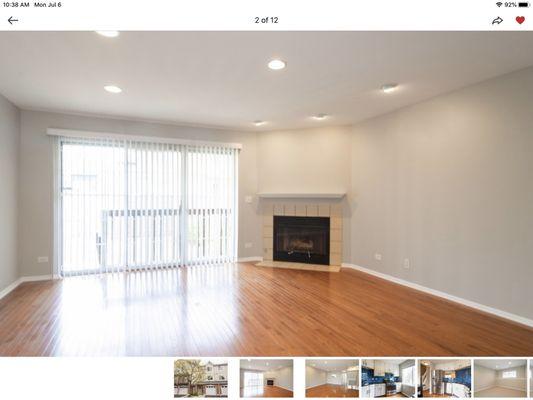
[374, 361, 385, 376]
[452, 383, 470, 398]
[445, 383, 452, 394]
[396, 383, 402, 394]
[392, 364, 400, 376]
[374, 383, 386, 397]
[361, 385, 372, 398]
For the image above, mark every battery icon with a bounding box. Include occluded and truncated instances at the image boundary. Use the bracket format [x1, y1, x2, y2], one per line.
[519, 1, 530, 7]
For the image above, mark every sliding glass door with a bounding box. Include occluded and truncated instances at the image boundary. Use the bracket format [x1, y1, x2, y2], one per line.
[58, 136, 238, 276]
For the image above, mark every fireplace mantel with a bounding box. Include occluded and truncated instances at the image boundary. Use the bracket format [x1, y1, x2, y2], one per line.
[257, 192, 346, 199]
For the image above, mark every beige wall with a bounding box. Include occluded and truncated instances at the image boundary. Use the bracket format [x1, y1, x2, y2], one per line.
[350, 66, 533, 320]
[257, 126, 351, 194]
[18, 110, 261, 276]
[474, 365, 497, 391]
[0, 94, 20, 292]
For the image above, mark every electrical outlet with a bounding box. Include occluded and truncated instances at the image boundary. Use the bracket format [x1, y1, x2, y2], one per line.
[37, 256, 49, 263]
[244, 242, 253, 249]
[403, 258, 410, 269]
[374, 253, 382, 261]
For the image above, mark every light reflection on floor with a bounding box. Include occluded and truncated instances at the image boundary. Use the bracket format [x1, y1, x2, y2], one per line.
[54, 265, 238, 356]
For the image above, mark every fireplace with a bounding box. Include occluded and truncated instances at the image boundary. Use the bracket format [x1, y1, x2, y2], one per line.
[266, 379, 275, 386]
[273, 216, 330, 265]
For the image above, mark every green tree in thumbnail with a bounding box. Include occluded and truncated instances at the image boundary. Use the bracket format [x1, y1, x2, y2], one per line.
[174, 359, 207, 396]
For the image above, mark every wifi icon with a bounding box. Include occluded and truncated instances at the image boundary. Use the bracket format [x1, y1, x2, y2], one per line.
[496, 1, 503, 6]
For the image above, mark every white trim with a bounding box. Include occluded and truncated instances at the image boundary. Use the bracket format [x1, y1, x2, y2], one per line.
[0, 278, 23, 301]
[238, 256, 263, 262]
[341, 263, 533, 328]
[0, 275, 59, 301]
[271, 384, 293, 392]
[20, 274, 59, 282]
[47, 128, 243, 149]
[305, 382, 329, 389]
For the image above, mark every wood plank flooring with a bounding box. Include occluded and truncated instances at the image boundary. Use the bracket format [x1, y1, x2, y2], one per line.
[0, 262, 532, 356]
[241, 385, 293, 398]
[306, 384, 358, 397]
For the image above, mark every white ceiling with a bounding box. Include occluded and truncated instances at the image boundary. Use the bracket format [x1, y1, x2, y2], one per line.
[1, 32, 533, 131]
[240, 359, 292, 371]
[306, 359, 359, 372]
[475, 359, 527, 370]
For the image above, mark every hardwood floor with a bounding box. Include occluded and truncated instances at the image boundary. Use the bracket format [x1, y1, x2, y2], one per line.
[306, 384, 358, 397]
[0, 262, 532, 356]
[241, 385, 293, 398]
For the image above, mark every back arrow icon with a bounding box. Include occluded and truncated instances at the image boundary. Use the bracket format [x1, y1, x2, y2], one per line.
[8, 16, 19, 25]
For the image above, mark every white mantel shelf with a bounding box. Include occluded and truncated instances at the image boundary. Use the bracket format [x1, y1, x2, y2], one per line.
[257, 192, 346, 199]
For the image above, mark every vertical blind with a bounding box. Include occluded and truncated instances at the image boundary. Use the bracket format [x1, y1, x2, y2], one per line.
[58, 136, 238, 276]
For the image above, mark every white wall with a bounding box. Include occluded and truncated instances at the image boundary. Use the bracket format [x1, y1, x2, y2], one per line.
[474, 365, 497, 391]
[18, 110, 261, 277]
[496, 365, 527, 391]
[0, 94, 20, 293]
[350, 66, 533, 320]
[306, 366, 327, 388]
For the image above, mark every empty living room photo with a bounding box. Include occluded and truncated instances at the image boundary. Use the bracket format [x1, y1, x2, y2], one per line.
[305, 359, 359, 398]
[1, 31, 533, 357]
[473, 359, 528, 398]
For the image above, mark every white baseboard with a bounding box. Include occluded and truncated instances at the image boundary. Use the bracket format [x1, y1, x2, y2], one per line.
[238, 256, 263, 262]
[0, 274, 59, 301]
[341, 263, 533, 328]
[305, 382, 328, 389]
[20, 274, 59, 282]
[0, 277, 23, 301]
[272, 385, 293, 392]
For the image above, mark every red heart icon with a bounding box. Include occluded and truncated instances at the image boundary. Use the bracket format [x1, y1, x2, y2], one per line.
[516, 16, 525, 24]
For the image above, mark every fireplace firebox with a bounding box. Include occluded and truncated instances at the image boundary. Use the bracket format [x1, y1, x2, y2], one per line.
[273, 216, 330, 265]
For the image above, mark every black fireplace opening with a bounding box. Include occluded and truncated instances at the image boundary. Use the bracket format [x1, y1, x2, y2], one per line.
[273, 216, 330, 265]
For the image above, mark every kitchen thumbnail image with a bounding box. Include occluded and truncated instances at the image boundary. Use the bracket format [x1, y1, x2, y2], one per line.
[418, 359, 471, 398]
[361, 359, 416, 398]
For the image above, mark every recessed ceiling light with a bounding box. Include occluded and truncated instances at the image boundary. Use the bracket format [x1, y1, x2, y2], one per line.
[104, 85, 122, 94]
[312, 113, 328, 120]
[268, 59, 286, 70]
[381, 83, 398, 93]
[96, 31, 120, 38]
[253, 120, 266, 126]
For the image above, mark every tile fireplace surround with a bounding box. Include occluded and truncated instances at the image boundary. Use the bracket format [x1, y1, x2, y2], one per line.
[258, 202, 343, 272]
